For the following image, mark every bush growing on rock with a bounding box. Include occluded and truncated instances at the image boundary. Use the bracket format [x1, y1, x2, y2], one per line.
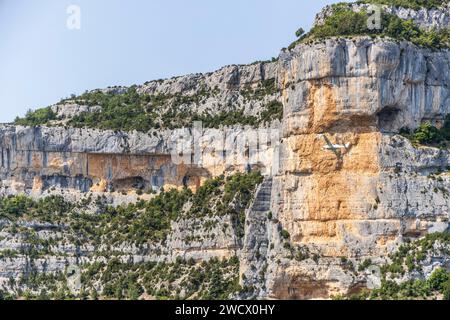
[14, 107, 57, 127]
[401, 116, 450, 147]
[281, 229, 291, 240]
[412, 123, 444, 145]
[290, 5, 450, 50]
[428, 268, 450, 291]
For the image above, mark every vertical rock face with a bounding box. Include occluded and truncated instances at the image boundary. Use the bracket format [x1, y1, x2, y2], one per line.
[0, 125, 183, 197]
[0, 125, 277, 198]
[1, 8, 450, 299]
[280, 38, 450, 134]
[262, 38, 450, 299]
[240, 178, 273, 298]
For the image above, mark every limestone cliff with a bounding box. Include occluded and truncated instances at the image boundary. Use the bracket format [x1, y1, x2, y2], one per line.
[264, 37, 450, 299]
[1, 1, 450, 300]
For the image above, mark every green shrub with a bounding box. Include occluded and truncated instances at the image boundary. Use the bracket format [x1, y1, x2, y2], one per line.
[306, 9, 368, 39]
[260, 101, 283, 123]
[370, 279, 430, 299]
[427, 268, 450, 291]
[401, 115, 450, 147]
[443, 281, 450, 300]
[14, 107, 57, 126]
[0, 290, 16, 300]
[281, 229, 291, 240]
[358, 259, 373, 272]
[412, 123, 444, 145]
[0, 195, 35, 217]
[295, 28, 305, 38]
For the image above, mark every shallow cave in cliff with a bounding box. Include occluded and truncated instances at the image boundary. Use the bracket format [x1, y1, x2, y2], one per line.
[376, 106, 402, 133]
[112, 176, 147, 192]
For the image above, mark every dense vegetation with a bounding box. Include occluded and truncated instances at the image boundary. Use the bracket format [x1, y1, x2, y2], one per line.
[14, 107, 57, 127]
[368, 232, 450, 300]
[96, 171, 262, 244]
[348, 267, 450, 300]
[70, 256, 238, 300]
[142, 257, 240, 300]
[290, 4, 450, 50]
[2, 257, 240, 300]
[358, 0, 449, 10]
[0, 195, 74, 221]
[0, 171, 263, 246]
[336, 232, 450, 300]
[0, 172, 264, 299]
[13, 79, 282, 131]
[400, 115, 450, 147]
[69, 87, 165, 132]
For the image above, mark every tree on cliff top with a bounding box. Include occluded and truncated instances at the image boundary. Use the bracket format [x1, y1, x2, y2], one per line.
[295, 28, 305, 38]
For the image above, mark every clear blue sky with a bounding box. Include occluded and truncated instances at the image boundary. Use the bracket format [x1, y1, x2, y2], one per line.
[0, 0, 340, 123]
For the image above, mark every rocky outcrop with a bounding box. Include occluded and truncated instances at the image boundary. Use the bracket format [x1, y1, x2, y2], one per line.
[240, 178, 273, 298]
[315, 2, 450, 30]
[51, 104, 102, 120]
[262, 37, 450, 299]
[0, 124, 278, 199]
[280, 38, 450, 134]
[1, 4, 450, 300]
[50, 61, 279, 124]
